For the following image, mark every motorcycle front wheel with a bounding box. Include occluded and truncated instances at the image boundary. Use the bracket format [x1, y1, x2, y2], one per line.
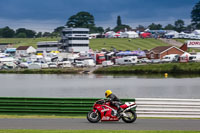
[122, 110, 137, 123]
[87, 110, 101, 123]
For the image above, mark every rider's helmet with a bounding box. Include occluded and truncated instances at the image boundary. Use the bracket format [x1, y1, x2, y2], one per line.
[105, 90, 112, 98]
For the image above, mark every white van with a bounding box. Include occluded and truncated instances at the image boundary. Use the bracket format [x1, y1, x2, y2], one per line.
[83, 59, 96, 67]
[189, 55, 200, 62]
[57, 61, 72, 68]
[115, 56, 138, 65]
[162, 54, 179, 63]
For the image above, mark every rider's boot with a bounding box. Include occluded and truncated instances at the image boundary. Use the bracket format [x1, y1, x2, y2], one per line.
[117, 107, 123, 115]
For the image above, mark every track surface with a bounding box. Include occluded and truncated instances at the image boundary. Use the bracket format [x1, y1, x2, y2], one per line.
[0, 118, 200, 130]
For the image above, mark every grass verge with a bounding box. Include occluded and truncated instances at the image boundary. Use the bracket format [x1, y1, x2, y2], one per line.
[94, 62, 200, 75]
[0, 130, 199, 133]
[0, 68, 84, 74]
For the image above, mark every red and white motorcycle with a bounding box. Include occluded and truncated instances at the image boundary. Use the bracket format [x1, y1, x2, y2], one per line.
[87, 99, 137, 123]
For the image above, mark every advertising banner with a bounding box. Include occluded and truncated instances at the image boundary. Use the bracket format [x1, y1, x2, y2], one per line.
[187, 40, 200, 48]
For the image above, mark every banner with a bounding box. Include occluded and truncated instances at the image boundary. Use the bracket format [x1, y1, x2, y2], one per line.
[187, 40, 200, 48]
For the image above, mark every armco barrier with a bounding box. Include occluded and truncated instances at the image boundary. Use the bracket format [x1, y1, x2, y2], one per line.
[136, 98, 200, 118]
[0, 97, 135, 115]
[1, 97, 200, 118]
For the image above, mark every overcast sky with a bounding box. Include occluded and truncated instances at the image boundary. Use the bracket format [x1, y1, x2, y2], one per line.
[0, 0, 197, 32]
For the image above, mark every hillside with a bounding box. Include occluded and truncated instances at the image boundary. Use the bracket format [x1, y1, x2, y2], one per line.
[0, 37, 60, 48]
[0, 38, 169, 51]
[90, 38, 169, 51]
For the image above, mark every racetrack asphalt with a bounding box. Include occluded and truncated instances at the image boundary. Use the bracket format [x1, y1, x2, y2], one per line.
[0, 118, 200, 130]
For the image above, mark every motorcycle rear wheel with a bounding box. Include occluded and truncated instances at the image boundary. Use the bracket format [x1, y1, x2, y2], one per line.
[122, 110, 137, 123]
[87, 110, 101, 123]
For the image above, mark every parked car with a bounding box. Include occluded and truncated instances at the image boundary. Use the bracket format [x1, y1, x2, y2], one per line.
[75, 61, 84, 67]
[48, 62, 57, 68]
[139, 58, 151, 63]
[115, 56, 138, 65]
[102, 60, 114, 67]
[189, 55, 200, 62]
[161, 54, 180, 63]
[57, 61, 72, 68]
[41, 63, 49, 69]
[28, 63, 41, 69]
[19, 62, 29, 68]
[151, 59, 162, 64]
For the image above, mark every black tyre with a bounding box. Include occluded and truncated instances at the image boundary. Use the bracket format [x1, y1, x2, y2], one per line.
[122, 110, 137, 123]
[87, 110, 101, 123]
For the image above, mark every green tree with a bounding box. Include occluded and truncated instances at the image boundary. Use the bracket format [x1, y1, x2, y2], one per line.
[36, 32, 42, 38]
[52, 26, 65, 37]
[90, 26, 104, 33]
[43, 32, 51, 37]
[113, 16, 132, 32]
[25, 29, 36, 38]
[66, 11, 95, 28]
[105, 27, 111, 32]
[148, 23, 163, 30]
[136, 25, 146, 32]
[191, 1, 200, 28]
[174, 19, 185, 32]
[164, 24, 174, 30]
[117, 16, 122, 26]
[1, 26, 15, 38]
[54, 26, 65, 33]
[16, 32, 27, 38]
[0, 28, 2, 37]
[113, 25, 132, 32]
[16, 28, 36, 38]
[185, 24, 196, 32]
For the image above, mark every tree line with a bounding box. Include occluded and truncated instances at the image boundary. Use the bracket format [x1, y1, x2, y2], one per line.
[0, 27, 58, 38]
[1, 1, 200, 38]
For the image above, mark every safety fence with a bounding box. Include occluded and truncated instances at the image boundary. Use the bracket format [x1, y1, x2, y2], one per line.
[0, 97, 135, 116]
[136, 98, 200, 118]
[0, 97, 200, 118]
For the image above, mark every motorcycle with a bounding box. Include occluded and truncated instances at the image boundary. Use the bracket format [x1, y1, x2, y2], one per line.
[87, 99, 137, 123]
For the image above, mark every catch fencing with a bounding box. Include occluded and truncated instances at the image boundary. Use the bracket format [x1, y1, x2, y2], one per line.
[136, 98, 200, 118]
[0, 97, 200, 118]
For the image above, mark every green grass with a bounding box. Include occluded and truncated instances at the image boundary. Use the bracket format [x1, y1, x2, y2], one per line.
[90, 38, 168, 51]
[174, 39, 200, 52]
[0, 114, 85, 119]
[94, 62, 200, 75]
[0, 130, 199, 133]
[174, 39, 188, 44]
[0, 68, 84, 74]
[0, 38, 168, 51]
[0, 37, 60, 48]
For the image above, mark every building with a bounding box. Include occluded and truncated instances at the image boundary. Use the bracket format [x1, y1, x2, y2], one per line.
[16, 46, 36, 57]
[61, 28, 89, 53]
[146, 46, 185, 59]
[37, 41, 62, 53]
[0, 43, 14, 52]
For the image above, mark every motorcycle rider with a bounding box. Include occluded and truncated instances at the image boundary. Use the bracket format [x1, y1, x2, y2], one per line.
[105, 90, 123, 114]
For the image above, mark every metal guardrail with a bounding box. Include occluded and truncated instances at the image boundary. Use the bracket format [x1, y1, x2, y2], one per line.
[136, 98, 200, 118]
[0, 97, 199, 118]
[0, 97, 135, 115]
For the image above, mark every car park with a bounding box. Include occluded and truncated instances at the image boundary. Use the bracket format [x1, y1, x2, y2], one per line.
[151, 59, 162, 64]
[139, 58, 151, 63]
[102, 60, 114, 67]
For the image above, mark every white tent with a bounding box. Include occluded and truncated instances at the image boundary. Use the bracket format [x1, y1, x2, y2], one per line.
[105, 31, 115, 38]
[121, 31, 139, 38]
[193, 30, 200, 35]
[165, 31, 179, 38]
